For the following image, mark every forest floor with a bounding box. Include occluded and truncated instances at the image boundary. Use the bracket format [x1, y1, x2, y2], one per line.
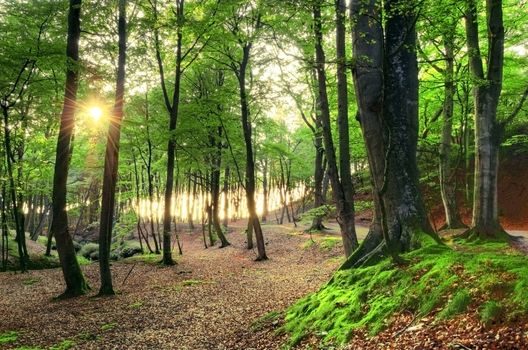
[1, 221, 528, 349]
[0, 221, 347, 350]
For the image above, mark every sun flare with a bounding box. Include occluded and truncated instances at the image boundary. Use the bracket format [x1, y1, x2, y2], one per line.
[89, 106, 103, 122]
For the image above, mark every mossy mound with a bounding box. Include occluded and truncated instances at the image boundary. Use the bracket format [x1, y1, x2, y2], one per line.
[283, 235, 528, 346]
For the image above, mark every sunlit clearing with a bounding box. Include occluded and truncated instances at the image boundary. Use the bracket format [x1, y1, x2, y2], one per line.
[89, 106, 103, 122]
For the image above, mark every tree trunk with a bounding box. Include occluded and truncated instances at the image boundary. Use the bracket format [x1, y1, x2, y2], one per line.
[98, 0, 127, 295]
[313, 1, 358, 257]
[261, 160, 268, 223]
[222, 167, 230, 227]
[344, 0, 437, 268]
[465, 0, 504, 237]
[50, 0, 89, 297]
[439, 32, 465, 229]
[310, 114, 325, 231]
[211, 128, 230, 247]
[238, 44, 267, 260]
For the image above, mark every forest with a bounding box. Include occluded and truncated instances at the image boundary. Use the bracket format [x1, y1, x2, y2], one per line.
[0, 0, 527, 348]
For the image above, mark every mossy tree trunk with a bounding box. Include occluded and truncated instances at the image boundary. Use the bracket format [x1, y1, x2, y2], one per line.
[345, 0, 438, 268]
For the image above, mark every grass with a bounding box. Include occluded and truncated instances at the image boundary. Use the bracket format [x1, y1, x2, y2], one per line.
[22, 277, 40, 286]
[101, 322, 118, 332]
[302, 236, 342, 252]
[0, 331, 18, 344]
[123, 253, 162, 265]
[283, 235, 528, 346]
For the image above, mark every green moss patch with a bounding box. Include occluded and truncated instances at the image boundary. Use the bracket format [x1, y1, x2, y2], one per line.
[0, 331, 19, 344]
[283, 237, 528, 346]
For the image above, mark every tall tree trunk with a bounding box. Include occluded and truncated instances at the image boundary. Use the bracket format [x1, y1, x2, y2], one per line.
[439, 31, 465, 229]
[98, 0, 127, 295]
[465, 0, 504, 237]
[313, 0, 358, 257]
[345, 0, 437, 269]
[50, 0, 89, 297]
[238, 44, 267, 260]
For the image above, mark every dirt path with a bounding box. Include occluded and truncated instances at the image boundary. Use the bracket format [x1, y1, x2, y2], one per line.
[0, 223, 342, 350]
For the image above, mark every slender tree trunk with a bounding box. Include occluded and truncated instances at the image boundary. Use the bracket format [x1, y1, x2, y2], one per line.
[2, 106, 28, 271]
[211, 128, 230, 247]
[50, 0, 89, 297]
[98, 0, 127, 295]
[261, 160, 268, 223]
[238, 44, 267, 260]
[314, 1, 358, 257]
[222, 167, 230, 227]
[310, 114, 325, 231]
[439, 31, 465, 229]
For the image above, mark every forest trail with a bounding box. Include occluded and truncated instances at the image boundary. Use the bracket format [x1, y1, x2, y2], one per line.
[0, 223, 343, 350]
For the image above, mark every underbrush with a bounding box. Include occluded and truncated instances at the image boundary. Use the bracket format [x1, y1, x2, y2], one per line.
[283, 235, 528, 346]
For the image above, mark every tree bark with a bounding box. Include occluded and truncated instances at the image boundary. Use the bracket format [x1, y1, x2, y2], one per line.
[439, 31, 465, 229]
[239, 44, 267, 260]
[465, 0, 504, 237]
[50, 0, 89, 297]
[98, 0, 127, 295]
[344, 0, 438, 268]
[313, 0, 358, 257]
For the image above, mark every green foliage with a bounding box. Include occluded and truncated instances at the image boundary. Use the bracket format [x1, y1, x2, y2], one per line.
[123, 253, 161, 265]
[300, 205, 335, 225]
[78, 243, 99, 260]
[437, 289, 471, 319]
[0, 331, 18, 344]
[479, 300, 503, 325]
[283, 238, 528, 346]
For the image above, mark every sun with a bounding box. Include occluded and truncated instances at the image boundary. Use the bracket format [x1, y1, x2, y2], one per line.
[89, 106, 103, 122]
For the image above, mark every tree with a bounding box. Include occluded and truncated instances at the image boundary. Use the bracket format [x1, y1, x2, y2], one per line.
[313, 0, 358, 257]
[98, 0, 127, 296]
[217, 1, 268, 260]
[50, 0, 90, 297]
[464, 0, 505, 237]
[345, 0, 438, 268]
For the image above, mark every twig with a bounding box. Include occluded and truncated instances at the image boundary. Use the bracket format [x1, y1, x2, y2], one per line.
[122, 262, 137, 286]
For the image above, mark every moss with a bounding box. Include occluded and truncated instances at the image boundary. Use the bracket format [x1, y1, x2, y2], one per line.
[283, 236, 528, 346]
[437, 289, 471, 319]
[123, 253, 161, 265]
[22, 277, 40, 286]
[78, 243, 99, 260]
[479, 300, 503, 325]
[0, 331, 18, 344]
[101, 322, 118, 331]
